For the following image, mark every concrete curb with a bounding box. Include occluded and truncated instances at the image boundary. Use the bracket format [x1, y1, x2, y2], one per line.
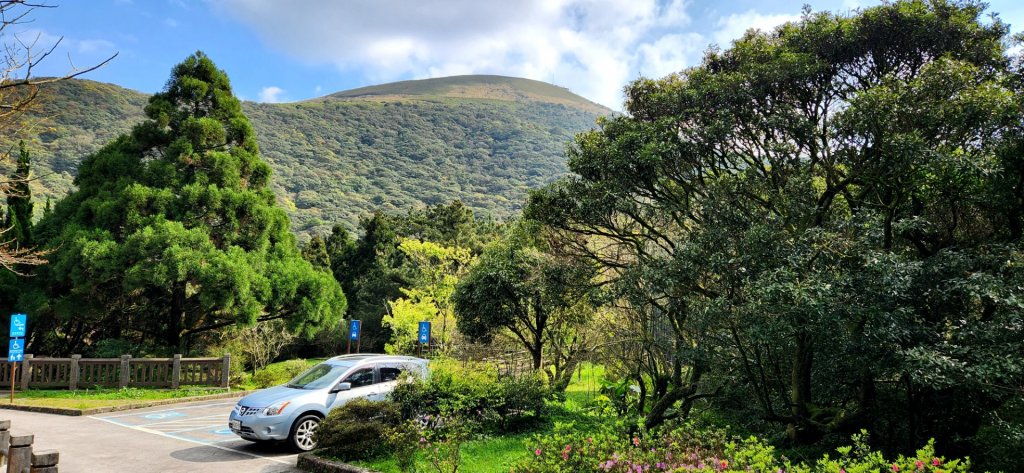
[296, 452, 380, 473]
[0, 390, 253, 416]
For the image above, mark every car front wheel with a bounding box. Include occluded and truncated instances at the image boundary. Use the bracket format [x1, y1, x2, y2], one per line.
[289, 414, 321, 452]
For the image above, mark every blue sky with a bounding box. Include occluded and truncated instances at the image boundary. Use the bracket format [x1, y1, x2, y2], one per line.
[16, 0, 1024, 110]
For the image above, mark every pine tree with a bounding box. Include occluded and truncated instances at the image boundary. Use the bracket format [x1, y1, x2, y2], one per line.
[34, 52, 346, 352]
[4, 141, 33, 248]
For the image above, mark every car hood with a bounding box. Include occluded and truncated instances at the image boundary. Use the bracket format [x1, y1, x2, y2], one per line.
[239, 385, 318, 407]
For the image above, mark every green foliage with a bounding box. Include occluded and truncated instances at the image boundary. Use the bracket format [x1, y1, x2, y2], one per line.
[28, 52, 345, 354]
[453, 219, 596, 381]
[382, 420, 422, 473]
[513, 425, 971, 473]
[249, 358, 314, 389]
[5, 141, 34, 247]
[390, 359, 550, 433]
[313, 201, 501, 352]
[524, 0, 1024, 462]
[385, 238, 473, 353]
[315, 399, 403, 460]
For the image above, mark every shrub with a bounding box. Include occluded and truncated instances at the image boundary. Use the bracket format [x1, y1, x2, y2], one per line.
[390, 360, 550, 433]
[512, 425, 972, 473]
[315, 399, 402, 460]
[250, 359, 311, 388]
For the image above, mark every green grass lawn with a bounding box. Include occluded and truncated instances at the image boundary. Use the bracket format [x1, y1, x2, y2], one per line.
[9, 386, 231, 410]
[564, 362, 605, 408]
[353, 433, 532, 473]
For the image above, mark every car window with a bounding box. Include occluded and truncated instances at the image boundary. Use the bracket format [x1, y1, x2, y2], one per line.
[380, 366, 403, 382]
[286, 362, 353, 390]
[344, 368, 375, 388]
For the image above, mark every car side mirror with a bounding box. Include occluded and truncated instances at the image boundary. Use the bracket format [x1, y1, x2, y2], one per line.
[331, 382, 352, 393]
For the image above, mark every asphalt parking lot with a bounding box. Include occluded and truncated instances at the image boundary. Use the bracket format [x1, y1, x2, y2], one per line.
[2, 399, 302, 473]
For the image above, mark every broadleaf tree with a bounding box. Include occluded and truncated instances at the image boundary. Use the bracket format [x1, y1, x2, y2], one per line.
[453, 219, 597, 389]
[526, 0, 1024, 455]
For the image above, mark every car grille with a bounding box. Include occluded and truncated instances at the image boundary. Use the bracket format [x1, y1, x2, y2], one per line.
[234, 405, 262, 416]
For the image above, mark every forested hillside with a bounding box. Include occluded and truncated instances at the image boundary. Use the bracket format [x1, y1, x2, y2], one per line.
[14, 75, 607, 238]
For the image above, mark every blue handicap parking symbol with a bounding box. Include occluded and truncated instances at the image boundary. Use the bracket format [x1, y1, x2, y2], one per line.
[7, 338, 23, 362]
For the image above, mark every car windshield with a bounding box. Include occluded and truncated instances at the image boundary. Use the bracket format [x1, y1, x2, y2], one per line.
[285, 362, 354, 390]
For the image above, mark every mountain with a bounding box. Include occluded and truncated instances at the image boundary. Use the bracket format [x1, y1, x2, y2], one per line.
[12, 75, 609, 239]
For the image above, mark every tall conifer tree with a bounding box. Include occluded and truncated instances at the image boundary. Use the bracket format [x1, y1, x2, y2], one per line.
[5, 140, 33, 248]
[34, 52, 345, 352]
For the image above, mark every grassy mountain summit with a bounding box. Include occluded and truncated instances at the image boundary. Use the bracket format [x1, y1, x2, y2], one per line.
[329, 74, 608, 114]
[11, 75, 609, 239]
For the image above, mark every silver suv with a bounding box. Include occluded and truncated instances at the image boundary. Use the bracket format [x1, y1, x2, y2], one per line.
[227, 354, 428, 451]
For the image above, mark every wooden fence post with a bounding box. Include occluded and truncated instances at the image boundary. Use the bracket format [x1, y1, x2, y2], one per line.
[221, 354, 230, 389]
[0, 420, 9, 464]
[171, 355, 181, 389]
[19, 355, 31, 391]
[7, 434, 33, 473]
[119, 355, 130, 389]
[69, 355, 81, 390]
[31, 449, 59, 473]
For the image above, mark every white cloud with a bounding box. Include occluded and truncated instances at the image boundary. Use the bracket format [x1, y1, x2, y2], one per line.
[712, 10, 802, 48]
[215, 0, 704, 109]
[77, 39, 116, 54]
[163, 18, 178, 28]
[258, 86, 286, 103]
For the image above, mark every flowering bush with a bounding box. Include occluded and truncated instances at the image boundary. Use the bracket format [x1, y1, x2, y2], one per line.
[512, 425, 972, 473]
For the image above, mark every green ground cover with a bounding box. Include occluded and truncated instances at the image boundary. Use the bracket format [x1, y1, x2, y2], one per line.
[9, 386, 231, 410]
[354, 433, 533, 473]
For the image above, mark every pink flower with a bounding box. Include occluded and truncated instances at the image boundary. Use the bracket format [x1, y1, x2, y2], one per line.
[721, 459, 729, 469]
[633, 436, 641, 446]
[916, 460, 924, 470]
[933, 458, 941, 466]
[535, 448, 542, 456]
[891, 464, 900, 472]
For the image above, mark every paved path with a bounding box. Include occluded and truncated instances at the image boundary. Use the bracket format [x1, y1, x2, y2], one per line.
[2, 400, 301, 473]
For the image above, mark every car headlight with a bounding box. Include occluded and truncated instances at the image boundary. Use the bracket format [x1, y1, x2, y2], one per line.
[263, 401, 291, 416]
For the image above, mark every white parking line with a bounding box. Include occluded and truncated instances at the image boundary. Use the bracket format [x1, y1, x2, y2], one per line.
[165, 423, 231, 434]
[141, 413, 226, 426]
[98, 401, 238, 419]
[92, 416, 293, 466]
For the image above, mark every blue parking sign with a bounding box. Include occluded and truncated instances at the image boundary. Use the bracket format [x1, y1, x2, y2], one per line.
[8, 338, 23, 362]
[10, 313, 26, 338]
[349, 320, 361, 341]
[418, 321, 431, 345]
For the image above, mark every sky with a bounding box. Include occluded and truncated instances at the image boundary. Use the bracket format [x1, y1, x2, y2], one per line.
[14, 0, 1024, 110]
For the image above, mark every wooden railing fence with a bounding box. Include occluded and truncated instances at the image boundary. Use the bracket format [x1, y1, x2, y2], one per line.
[1, 354, 229, 390]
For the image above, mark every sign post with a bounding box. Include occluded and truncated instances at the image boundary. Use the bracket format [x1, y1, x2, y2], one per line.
[418, 321, 431, 356]
[348, 320, 362, 354]
[9, 313, 27, 403]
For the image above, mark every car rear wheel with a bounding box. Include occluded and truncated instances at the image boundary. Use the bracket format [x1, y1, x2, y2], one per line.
[289, 414, 321, 452]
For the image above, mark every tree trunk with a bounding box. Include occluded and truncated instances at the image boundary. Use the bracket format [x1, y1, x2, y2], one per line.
[644, 363, 704, 430]
[168, 284, 186, 353]
[788, 332, 815, 444]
